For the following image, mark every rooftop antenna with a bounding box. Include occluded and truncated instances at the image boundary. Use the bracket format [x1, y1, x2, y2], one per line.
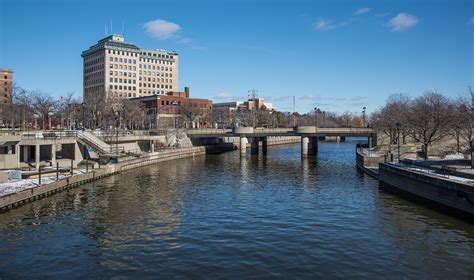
[121, 20, 124, 36]
[110, 19, 113, 34]
[105, 24, 108, 35]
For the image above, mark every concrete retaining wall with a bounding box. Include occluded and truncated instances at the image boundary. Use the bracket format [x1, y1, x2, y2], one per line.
[356, 149, 385, 169]
[0, 147, 206, 212]
[378, 163, 474, 215]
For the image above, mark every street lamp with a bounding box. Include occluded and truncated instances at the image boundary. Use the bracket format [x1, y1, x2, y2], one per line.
[396, 122, 401, 162]
[313, 107, 318, 126]
[362, 106, 366, 128]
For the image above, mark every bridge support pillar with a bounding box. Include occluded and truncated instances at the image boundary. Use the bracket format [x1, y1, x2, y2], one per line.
[150, 140, 155, 153]
[251, 138, 259, 155]
[302, 136, 318, 157]
[262, 137, 268, 155]
[309, 137, 318, 155]
[51, 143, 56, 167]
[340, 136, 346, 142]
[240, 136, 248, 157]
[35, 144, 40, 170]
[301, 137, 309, 157]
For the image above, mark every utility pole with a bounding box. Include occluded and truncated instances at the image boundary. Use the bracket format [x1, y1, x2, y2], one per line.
[248, 89, 258, 128]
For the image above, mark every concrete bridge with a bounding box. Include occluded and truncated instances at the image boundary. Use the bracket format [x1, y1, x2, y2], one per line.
[186, 126, 376, 157]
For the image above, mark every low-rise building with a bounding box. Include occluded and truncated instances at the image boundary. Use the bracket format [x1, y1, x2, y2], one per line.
[214, 97, 274, 112]
[134, 87, 212, 128]
[212, 101, 244, 111]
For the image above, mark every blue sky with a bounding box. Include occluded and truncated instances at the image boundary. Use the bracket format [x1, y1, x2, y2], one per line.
[1, 0, 473, 114]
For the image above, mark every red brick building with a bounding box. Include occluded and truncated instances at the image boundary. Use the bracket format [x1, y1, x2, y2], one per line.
[133, 87, 212, 128]
[0, 68, 13, 105]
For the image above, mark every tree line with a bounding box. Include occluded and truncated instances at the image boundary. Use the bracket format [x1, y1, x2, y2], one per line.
[370, 88, 473, 159]
[1, 85, 145, 132]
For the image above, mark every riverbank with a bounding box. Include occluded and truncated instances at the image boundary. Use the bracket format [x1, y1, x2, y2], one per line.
[0, 146, 206, 212]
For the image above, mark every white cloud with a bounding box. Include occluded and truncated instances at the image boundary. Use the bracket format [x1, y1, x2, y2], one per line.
[143, 19, 181, 39]
[469, 17, 474, 24]
[355, 7, 371, 15]
[214, 92, 234, 100]
[313, 18, 337, 30]
[301, 95, 319, 100]
[387, 13, 419, 31]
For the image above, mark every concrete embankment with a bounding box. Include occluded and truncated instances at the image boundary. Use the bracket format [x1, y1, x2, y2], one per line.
[355, 147, 384, 178]
[356, 148, 474, 216]
[378, 163, 474, 215]
[0, 147, 206, 212]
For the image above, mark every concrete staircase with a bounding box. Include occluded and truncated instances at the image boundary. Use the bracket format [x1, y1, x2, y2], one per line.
[76, 130, 120, 156]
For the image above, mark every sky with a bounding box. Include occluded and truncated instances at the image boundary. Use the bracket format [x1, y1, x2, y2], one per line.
[0, 0, 473, 114]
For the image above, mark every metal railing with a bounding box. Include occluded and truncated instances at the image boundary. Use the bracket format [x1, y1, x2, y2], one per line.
[21, 131, 78, 140]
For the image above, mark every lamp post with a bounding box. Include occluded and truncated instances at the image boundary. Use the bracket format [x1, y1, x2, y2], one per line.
[81, 102, 85, 129]
[313, 107, 318, 126]
[396, 122, 401, 162]
[362, 106, 366, 128]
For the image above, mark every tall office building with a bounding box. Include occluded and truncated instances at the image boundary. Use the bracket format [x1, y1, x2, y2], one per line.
[81, 34, 178, 100]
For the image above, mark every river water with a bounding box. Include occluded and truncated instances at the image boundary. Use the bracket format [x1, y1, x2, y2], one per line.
[1, 141, 473, 279]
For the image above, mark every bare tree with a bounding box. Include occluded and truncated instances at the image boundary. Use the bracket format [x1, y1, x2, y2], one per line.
[122, 99, 145, 130]
[55, 92, 81, 129]
[371, 93, 411, 144]
[454, 86, 473, 153]
[406, 91, 455, 159]
[84, 90, 107, 129]
[30, 90, 56, 129]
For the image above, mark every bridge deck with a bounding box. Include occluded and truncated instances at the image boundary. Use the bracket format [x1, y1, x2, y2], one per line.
[186, 127, 374, 138]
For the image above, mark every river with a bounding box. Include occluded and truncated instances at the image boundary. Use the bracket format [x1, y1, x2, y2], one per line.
[0, 140, 473, 279]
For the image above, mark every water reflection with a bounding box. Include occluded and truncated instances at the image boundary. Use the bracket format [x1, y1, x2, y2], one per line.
[0, 142, 473, 279]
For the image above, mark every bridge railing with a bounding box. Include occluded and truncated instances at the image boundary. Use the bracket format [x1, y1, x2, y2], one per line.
[185, 128, 232, 135]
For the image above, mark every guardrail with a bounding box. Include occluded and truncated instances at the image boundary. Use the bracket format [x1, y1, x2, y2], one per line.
[21, 131, 78, 140]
